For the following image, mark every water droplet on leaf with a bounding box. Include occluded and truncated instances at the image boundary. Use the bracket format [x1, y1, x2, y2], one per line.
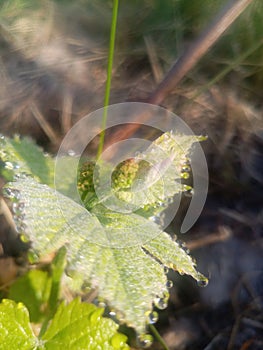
[166, 280, 173, 289]
[109, 310, 116, 317]
[68, 149, 76, 156]
[154, 295, 168, 310]
[197, 279, 208, 287]
[145, 310, 158, 324]
[20, 234, 29, 243]
[137, 334, 153, 348]
[181, 172, 190, 179]
[163, 266, 169, 274]
[98, 301, 106, 308]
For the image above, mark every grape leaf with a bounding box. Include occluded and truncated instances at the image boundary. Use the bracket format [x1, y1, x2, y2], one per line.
[42, 298, 129, 350]
[0, 299, 38, 350]
[0, 299, 129, 350]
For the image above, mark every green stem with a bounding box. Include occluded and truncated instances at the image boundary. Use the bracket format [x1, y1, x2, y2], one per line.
[97, 0, 119, 159]
[149, 324, 170, 350]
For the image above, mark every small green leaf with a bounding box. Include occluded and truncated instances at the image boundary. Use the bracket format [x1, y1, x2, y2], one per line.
[8, 270, 52, 323]
[0, 135, 54, 185]
[41, 298, 129, 350]
[97, 132, 201, 217]
[0, 299, 38, 350]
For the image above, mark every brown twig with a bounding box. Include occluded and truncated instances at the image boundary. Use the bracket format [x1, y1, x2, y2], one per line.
[148, 0, 255, 105]
[105, 0, 254, 148]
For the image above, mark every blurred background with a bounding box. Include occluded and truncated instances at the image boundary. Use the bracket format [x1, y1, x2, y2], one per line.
[0, 0, 262, 349]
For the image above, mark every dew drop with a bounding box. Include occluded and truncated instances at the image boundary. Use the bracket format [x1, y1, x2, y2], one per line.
[197, 279, 208, 287]
[154, 296, 168, 310]
[181, 172, 190, 179]
[98, 301, 106, 308]
[145, 310, 158, 324]
[163, 265, 169, 274]
[13, 163, 20, 170]
[181, 165, 191, 172]
[149, 215, 162, 225]
[20, 234, 29, 243]
[182, 184, 193, 197]
[8, 189, 21, 200]
[166, 280, 173, 289]
[109, 310, 116, 317]
[184, 189, 194, 197]
[137, 334, 153, 348]
[13, 202, 25, 215]
[67, 149, 76, 156]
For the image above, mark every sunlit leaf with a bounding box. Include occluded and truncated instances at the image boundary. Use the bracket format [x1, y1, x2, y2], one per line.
[0, 299, 38, 350]
[42, 298, 129, 350]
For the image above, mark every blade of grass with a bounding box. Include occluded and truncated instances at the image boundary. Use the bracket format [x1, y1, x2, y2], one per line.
[97, 0, 119, 159]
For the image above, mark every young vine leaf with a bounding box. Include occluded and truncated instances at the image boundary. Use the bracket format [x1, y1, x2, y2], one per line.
[0, 299, 129, 350]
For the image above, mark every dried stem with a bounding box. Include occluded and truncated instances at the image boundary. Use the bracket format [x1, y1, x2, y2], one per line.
[148, 0, 255, 105]
[105, 0, 255, 148]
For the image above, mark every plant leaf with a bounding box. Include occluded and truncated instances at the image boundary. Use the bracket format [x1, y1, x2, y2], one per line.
[8, 270, 52, 323]
[0, 299, 129, 350]
[41, 298, 129, 350]
[0, 135, 54, 185]
[6, 175, 207, 333]
[0, 299, 38, 350]
[97, 132, 204, 217]
[4, 131, 207, 333]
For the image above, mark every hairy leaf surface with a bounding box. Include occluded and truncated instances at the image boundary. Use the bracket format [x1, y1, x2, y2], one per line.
[4, 132, 207, 333]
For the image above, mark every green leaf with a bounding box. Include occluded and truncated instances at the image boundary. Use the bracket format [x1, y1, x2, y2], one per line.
[4, 131, 207, 334]
[0, 299, 129, 350]
[96, 132, 204, 217]
[0, 299, 38, 350]
[41, 298, 129, 350]
[6, 176, 207, 333]
[8, 270, 52, 323]
[0, 135, 54, 185]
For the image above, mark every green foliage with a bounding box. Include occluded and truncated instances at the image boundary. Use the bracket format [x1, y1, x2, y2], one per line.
[0, 298, 129, 350]
[8, 270, 52, 323]
[0, 135, 54, 185]
[42, 298, 129, 350]
[0, 299, 38, 350]
[2, 132, 207, 335]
